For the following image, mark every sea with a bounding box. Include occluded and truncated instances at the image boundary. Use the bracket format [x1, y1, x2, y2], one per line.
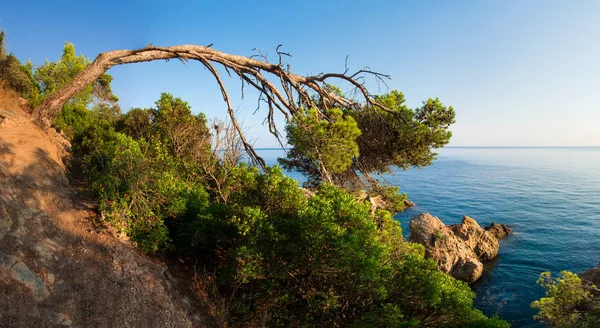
[256, 147, 600, 327]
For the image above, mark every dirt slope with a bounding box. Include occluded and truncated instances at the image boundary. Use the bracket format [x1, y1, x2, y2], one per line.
[0, 102, 205, 326]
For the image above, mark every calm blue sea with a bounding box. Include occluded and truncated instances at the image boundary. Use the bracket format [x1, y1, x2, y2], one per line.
[257, 147, 600, 327]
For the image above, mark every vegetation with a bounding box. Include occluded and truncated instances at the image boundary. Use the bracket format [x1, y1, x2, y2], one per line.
[1, 31, 508, 327]
[0, 31, 39, 103]
[0, 31, 118, 137]
[78, 113, 506, 325]
[280, 107, 362, 186]
[0, 80, 24, 112]
[68, 91, 505, 326]
[33, 42, 119, 138]
[280, 90, 455, 204]
[532, 271, 600, 327]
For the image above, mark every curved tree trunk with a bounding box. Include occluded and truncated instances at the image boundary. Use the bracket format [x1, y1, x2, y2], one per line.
[33, 44, 393, 170]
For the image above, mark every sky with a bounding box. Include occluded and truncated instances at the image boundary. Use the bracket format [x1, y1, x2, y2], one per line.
[1, 0, 599, 147]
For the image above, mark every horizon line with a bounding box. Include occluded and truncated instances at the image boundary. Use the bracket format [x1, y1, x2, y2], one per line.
[253, 146, 600, 150]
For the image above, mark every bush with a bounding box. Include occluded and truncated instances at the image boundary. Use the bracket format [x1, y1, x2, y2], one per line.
[180, 169, 509, 327]
[0, 54, 37, 97]
[53, 104, 92, 138]
[532, 271, 600, 327]
[68, 92, 506, 327]
[116, 107, 153, 140]
[78, 125, 175, 251]
[0, 31, 40, 103]
[75, 94, 215, 253]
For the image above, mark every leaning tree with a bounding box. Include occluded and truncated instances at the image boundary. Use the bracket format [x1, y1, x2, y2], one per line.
[33, 43, 455, 192]
[33, 44, 395, 173]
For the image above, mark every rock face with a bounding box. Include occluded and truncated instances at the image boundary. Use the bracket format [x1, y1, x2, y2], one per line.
[409, 213, 512, 283]
[449, 216, 499, 261]
[409, 214, 483, 282]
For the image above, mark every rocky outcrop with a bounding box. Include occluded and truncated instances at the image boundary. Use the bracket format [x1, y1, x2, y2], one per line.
[449, 216, 499, 261]
[404, 200, 416, 207]
[484, 222, 513, 240]
[409, 213, 512, 283]
[581, 261, 600, 288]
[409, 213, 483, 282]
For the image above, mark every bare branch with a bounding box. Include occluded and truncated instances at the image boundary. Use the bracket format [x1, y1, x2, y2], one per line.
[33, 44, 395, 170]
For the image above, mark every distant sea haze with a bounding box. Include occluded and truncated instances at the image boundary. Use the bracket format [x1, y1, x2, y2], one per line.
[257, 147, 600, 327]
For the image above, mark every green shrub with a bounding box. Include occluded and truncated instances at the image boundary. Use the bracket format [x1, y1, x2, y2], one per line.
[532, 271, 600, 327]
[68, 91, 506, 326]
[116, 107, 153, 140]
[127, 217, 171, 253]
[53, 104, 91, 138]
[75, 94, 215, 253]
[0, 31, 40, 102]
[187, 171, 509, 327]
[78, 126, 173, 251]
[374, 184, 410, 213]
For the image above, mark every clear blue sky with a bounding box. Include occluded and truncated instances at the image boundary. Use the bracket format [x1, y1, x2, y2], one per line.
[1, 0, 599, 147]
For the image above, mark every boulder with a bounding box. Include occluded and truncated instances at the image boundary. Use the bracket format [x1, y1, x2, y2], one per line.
[410, 213, 483, 282]
[404, 200, 416, 208]
[484, 222, 513, 240]
[410, 213, 511, 283]
[449, 216, 499, 261]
